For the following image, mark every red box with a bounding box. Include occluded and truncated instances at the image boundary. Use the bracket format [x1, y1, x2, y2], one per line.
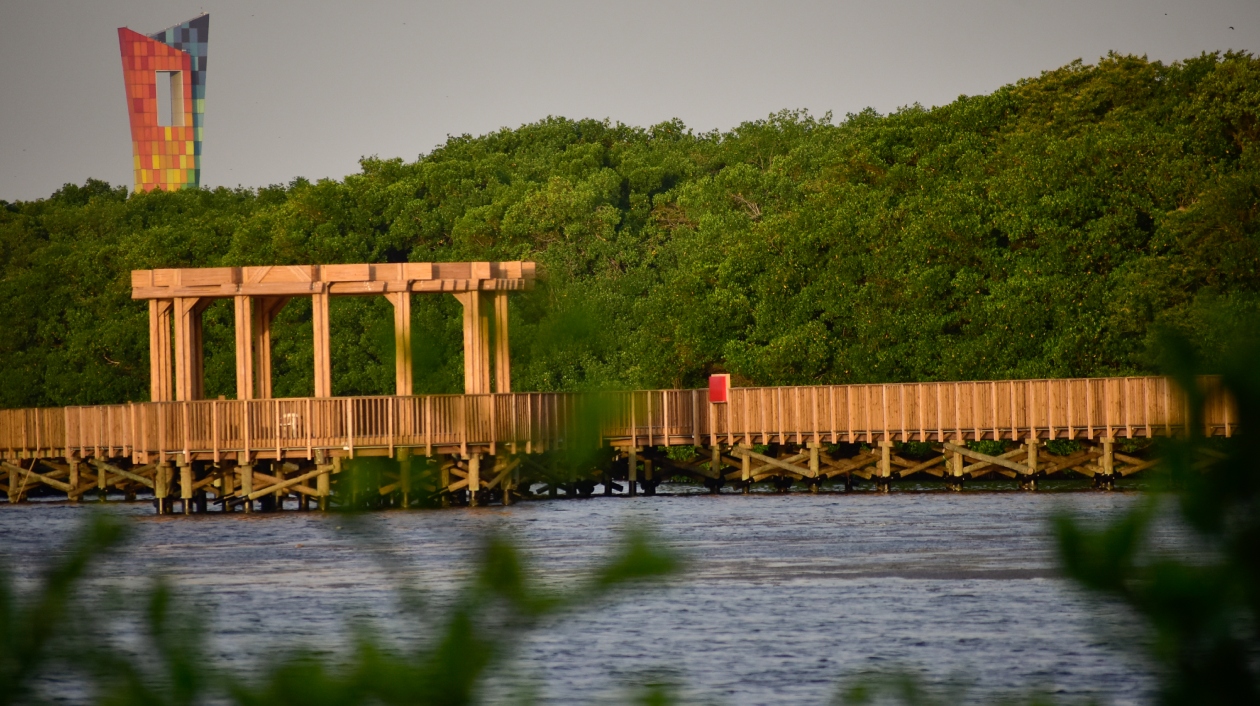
[708, 374, 730, 404]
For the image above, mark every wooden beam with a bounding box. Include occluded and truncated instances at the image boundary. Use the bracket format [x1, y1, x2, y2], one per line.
[818, 452, 879, 476]
[233, 295, 254, 400]
[131, 262, 537, 300]
[942, 442, 1032, 475]
[732, 447, 811, 477]
[961, 448, 1028, 477]
[723, 452, 809, 480]
[251, 297, 289, 399]
[173, 297, 209, 401]
[454, 292, 492, 395]
[485, 457, 522, 490]
[493, 291, 511, 393]
[895, 454, 947, 478]
[651, 453, 720, 480]
[236, 467, 326, 501]
[1, 461, 71, 493]
[1119, 458, 1160, 476]
[1039, 449, 1100, 475]
[89, 460, 156, 489]
[149, 299, 173, 402]
[312, 289, 332, 398]
[384, 292, 413, 396]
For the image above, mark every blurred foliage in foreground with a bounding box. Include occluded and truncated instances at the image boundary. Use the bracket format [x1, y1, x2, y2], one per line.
[838, 324, 1260, 705]
[1053, 325, 1260, 706]
[3, 52, 1260, 407]
[0, 519, 677, 705]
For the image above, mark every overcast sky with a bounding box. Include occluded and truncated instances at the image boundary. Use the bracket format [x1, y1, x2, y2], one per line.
[1, 0, 1257, 201]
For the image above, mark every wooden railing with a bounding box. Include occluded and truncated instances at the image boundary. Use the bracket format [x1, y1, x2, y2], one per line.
[0, 376, 1235, 463]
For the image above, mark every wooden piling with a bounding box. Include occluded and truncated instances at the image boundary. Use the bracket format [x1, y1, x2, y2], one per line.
[156, 462, 172, 514]
[628, 449, 638, 496]
[1100, 437, 1115, 489]
[179, 460, 192, 515]
[398, 448, 411, 508]
[948, 437, 965, 491]
[439, 457, 451, 507]
[740, 444, 751, 493]
[240, 462, 254, 513]
[878, 440, 893, 492]
[316, 462, 330, 511]
[68, 460, 80, 503]
[467, 453, 481, 507]
[273, 462, 286, 511]
[808, 443, 820, 492]
[1024, 437, 1039, 491]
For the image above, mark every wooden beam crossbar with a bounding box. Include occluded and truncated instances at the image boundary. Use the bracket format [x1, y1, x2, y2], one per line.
[942, 442, 1033, 476]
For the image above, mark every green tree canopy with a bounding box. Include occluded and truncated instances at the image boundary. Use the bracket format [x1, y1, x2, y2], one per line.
[2, 52, 1258, 408]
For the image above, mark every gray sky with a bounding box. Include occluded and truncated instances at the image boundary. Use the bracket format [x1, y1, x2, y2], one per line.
[1, 0, 1257, 202]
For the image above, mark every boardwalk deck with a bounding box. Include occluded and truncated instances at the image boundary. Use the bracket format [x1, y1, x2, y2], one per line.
[0, 375, 1236, 511]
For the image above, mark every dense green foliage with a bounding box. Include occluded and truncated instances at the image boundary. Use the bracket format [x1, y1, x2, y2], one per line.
[3, 52, 1258, 408]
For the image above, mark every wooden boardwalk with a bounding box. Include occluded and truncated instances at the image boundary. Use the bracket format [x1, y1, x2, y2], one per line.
[0, 375, 1236, 512]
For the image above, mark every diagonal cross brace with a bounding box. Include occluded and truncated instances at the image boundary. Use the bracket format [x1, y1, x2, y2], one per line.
[942, 442, 1032, 475]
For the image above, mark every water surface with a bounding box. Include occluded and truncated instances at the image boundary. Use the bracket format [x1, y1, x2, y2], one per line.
[0, 487, 1157, 704]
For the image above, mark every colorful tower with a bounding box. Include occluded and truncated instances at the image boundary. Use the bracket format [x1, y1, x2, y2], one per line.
[117, 15, 209, 192]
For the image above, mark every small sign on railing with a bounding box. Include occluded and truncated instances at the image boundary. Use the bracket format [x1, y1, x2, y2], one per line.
[709, 374, 730, 404]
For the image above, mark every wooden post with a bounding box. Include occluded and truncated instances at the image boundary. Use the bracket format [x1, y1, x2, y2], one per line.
[740, 443, 751, 493]
[398, 447, 411, 508]
[221, 465, 234, 511]
[173, 297, 209, 401]
[808, 442, 820, 493]
[1100, 437, 1115, 490]
[949, 436, 965, 491]
[440, 457, 451, 507]
[251, 297, 288, 399]
[453, 290, 493, 394]
[467, 453, 481, 507]
[155, 462, 171, 514]
[493, 290, 511, 393]
[179, 460, 193, 514]
[240, 462, 254, 513]
[273, 461, 286, 511]
[628, 449, 638, 496]
[878, 439, 893, 491]
[312, 289, 332, 398]
[316, 460, 330, 511]
[499, 455, 515, 506]
[68, 460, 80, 502]
[1024, 437, 1039, 491]
[233, 295, 255, 400]
[710, 443, 720, 494]
[385, 293, 414, 396]
[149, 299, 174, 402]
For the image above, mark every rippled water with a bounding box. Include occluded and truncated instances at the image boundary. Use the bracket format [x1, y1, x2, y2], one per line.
[0, 486, 1160, 704]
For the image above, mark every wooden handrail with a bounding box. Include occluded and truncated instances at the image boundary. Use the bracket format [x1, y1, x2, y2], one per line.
[0, 376, 1238, 462]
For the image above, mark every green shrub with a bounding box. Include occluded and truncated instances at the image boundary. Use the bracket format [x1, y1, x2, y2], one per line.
[1044, 439, 1083, 456]
[966, 440, 1007, 456]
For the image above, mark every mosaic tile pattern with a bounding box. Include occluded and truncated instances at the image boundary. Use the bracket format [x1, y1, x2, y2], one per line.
[117, 14, 208, 192]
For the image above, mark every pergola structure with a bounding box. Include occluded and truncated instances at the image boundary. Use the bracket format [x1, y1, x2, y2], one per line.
[131, 262, 536, 401]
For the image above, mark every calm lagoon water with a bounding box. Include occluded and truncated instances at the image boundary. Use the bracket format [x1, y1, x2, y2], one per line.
[0, 486, 1158, 704]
